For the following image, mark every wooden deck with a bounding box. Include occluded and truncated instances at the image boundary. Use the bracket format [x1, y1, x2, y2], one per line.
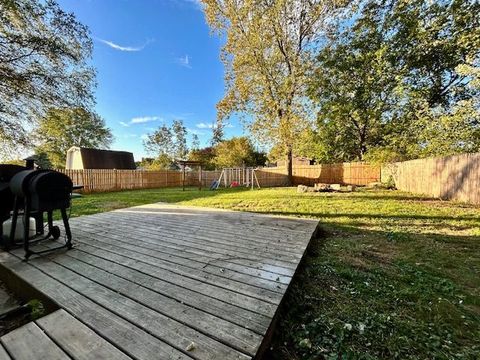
[0, 203, 318, 360]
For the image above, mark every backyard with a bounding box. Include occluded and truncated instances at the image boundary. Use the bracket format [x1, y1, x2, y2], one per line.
[69, 186, 479, 359]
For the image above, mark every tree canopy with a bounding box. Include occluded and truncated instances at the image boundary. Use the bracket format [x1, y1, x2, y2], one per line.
[307, 0, 480, 163]
[213, 137, 257, 168]
[202, 0, 346, 181]
[0, 0, 96, 150]
[35, 107, 112, 168]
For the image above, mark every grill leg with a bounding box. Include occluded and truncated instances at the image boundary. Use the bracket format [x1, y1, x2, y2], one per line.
[7, 197, 19, 250]
[23, 201, 32, 260]
[61, 208, 72, 249]
[47, 210, 53, 232]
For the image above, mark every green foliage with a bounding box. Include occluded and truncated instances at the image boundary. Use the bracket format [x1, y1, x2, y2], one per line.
[308, 0, 480, 163]
[363, 147, 406, 165]
[144, 119, 191, 166]
[188, 136, 267, 169]
[144, 125, 174, 157]
[191, 134, 200, 150]
[213, 137, 256, 168]
[202, 0, 347, 179]
[172, 119, 188, 159]
[27, 299, 45, 320]
[188, 147, 216, 170]
[138, 154, 175, 170]
[31, 151, 53, 169]
[35, 108, 112, 168]
[210, 123, 224, 146]
[0, 0, 95, 147]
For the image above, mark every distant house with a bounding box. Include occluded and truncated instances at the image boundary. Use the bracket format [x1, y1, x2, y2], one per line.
[65, 147, 136, 170]
[276, 156, 314, 167]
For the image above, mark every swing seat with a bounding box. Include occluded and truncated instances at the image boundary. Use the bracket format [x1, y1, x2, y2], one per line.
[210, 179, 219, 190]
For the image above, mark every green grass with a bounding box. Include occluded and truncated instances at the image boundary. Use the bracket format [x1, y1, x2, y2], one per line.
[70, 186, 480, 359]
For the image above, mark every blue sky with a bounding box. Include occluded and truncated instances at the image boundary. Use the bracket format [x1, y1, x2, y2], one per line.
[57, 0, 242, 161]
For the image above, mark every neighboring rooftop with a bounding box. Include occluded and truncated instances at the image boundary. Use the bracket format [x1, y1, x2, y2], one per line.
[66, 147, 136, 170]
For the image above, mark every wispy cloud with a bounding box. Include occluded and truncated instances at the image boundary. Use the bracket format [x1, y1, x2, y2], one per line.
[169, 0, 203, 10]
[187, 128, 207, 136]
[196, 122, 213, 129]
[140, 134, 149, 140]
[119, 121, 130, 127]
[196, 122, 234, 129]
[96, 38, 152, 52]
[176, 55, 192, 68]
[119, 133, 138, 139]
[130, 116, 163, 124]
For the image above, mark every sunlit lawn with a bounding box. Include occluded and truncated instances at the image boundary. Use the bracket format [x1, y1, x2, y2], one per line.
[71, 186, 480, 359]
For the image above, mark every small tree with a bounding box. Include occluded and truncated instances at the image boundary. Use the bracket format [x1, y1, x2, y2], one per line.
[144, 125, 174, 157]
[191, 134, 200, 150]
[172, 119, 188, 159]
[188, 147, 216, 170]
[210, 122, 224, 146]
[213, 137, 255, 168]
[35, 108, 112, 168]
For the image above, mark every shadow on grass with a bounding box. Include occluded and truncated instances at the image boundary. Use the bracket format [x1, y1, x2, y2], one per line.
[263, 222, 480, 360]
[249, 209, 480, 224]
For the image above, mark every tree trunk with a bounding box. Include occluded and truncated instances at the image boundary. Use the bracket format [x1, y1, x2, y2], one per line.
[286, 145, 293, 186]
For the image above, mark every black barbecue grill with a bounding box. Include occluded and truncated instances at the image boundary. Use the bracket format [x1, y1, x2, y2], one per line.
[1, 166, 73, 260]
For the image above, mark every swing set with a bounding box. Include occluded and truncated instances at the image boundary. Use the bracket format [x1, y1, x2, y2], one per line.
[212, 167, 260, 190]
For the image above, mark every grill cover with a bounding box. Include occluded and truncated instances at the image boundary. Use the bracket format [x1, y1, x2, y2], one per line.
[0, 165, 26, 221]
[29, 171, 72, 211]
[10, 170, 73, 211]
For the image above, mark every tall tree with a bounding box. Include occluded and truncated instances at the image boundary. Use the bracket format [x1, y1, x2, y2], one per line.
[35, 108, 112, 168]
[386, 0, 480, 158]
[0, 0, 95, 149]
[309, 3, 397, 161]
[202, 0, 345, 184]
[172, 119, 188, 159]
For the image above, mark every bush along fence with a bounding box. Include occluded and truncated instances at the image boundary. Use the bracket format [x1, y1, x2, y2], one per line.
[381, 152, 480, 204]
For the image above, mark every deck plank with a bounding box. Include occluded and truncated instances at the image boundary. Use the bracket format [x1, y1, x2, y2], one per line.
[77, 227, 293, 293]
[41, 243, 270, 334]
[69, 234, 284, 307]
[79, 213, 304, 260]
[0, 253, 189, 360]
[34, 248, 262, 356]
[7, 252, 251, 360]
[74, 221, 299, 276]
[0, 344, 11, 360]
[0, 342, 11, 360]
[77, 215, 300, 269]
[36, 309, 132, 360]
[0, 203, 318, 360]
[1, 322, 69, 360]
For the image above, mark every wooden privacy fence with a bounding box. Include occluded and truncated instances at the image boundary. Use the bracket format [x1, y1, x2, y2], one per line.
[57, 162, 380, 193]
[58, 169, 183, 193]
[263, 162, 381, 186]
[59, 168, 288, 193]
[382, 152, 480, 204]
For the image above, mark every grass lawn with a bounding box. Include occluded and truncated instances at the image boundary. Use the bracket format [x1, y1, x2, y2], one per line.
[71, 186, 480, 359]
